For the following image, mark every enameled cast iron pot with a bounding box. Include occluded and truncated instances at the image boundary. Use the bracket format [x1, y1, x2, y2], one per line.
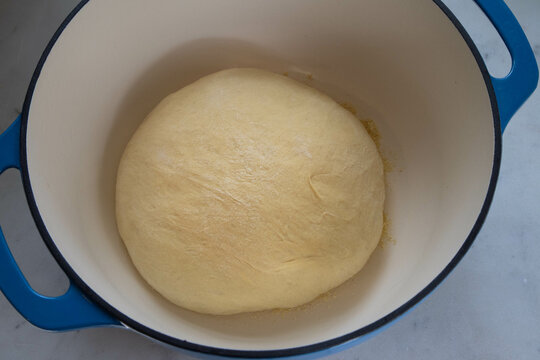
[0, 0, 537, 358]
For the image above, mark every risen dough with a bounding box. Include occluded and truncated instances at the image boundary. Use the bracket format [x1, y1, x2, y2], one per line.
[116, 68, 384, 315]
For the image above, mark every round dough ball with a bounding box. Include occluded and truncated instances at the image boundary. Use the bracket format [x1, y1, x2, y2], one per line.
[116, 68, 384, 315]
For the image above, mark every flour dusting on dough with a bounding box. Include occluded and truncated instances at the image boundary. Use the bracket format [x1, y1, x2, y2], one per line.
[339, 102, 395, 248]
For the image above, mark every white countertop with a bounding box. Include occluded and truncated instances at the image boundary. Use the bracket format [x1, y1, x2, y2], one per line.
[1, 0, 539, 359]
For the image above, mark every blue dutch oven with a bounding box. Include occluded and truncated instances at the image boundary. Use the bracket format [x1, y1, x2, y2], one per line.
[0, 0, 537, 358]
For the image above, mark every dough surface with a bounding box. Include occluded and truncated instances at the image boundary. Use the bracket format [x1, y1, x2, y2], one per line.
[116, 68, 385, 315]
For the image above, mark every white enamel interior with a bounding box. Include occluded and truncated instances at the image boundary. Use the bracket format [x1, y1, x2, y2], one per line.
[26, 0, 495, 351]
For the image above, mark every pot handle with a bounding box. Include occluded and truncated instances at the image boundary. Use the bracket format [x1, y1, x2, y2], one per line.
[474, 0, 539, 132]
[0, 116, 119, 330]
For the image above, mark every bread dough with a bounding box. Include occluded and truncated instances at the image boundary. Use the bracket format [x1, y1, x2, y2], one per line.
[116, 68, 385, 315]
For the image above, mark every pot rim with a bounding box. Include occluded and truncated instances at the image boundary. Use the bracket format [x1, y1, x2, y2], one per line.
[19, 0, 502, 357]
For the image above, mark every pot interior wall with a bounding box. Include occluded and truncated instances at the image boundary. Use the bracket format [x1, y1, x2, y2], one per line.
[25, 0, 494, 350]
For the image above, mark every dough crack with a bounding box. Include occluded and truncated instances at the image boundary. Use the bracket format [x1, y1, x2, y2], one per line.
[308, 173, 330, 200]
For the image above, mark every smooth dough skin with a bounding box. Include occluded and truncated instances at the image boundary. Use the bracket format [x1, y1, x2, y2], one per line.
[116, 68, 385, 315]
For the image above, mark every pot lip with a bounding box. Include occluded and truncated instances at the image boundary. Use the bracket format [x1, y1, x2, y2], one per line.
[19, 0, 502, 358]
